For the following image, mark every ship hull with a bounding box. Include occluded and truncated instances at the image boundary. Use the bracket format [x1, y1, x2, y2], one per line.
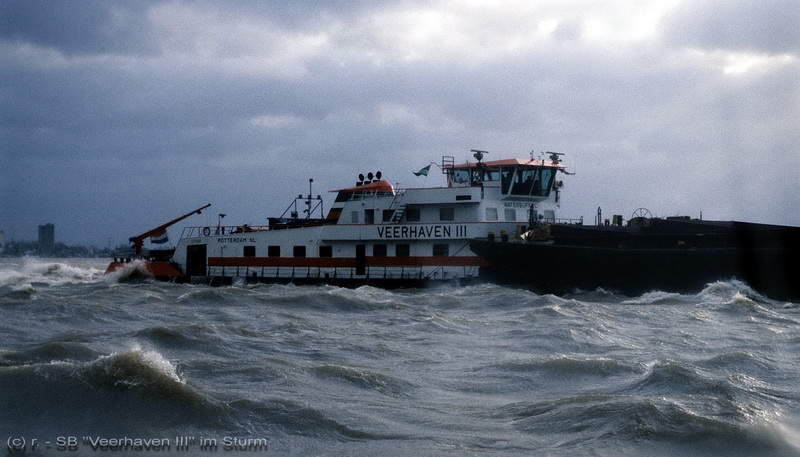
[103, 153, 571, 286]
[104, 260, 187, 281]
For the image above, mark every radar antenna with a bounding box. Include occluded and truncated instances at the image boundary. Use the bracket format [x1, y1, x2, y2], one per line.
[470, 149, 489, 163]
[546, 151, 564, 164]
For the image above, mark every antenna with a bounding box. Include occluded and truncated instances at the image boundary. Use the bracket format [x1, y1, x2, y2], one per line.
[305, 178, 314, 218]
[470, 149, 489, 163]
[545, 151, 564, 164]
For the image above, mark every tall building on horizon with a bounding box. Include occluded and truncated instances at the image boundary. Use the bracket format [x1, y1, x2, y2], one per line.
[38, 223, 55, 255]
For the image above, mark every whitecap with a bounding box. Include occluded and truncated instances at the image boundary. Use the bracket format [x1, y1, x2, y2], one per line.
[81, 343, 183, 388]
[0, 257, 103, 290]
[622, 290, 686, 305]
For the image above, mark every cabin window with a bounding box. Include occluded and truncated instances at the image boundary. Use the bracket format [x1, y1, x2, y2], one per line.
[243, 246, 256, 257]
[451, 167, 499, 184]
[485, 207, 498, 221]
[505, 208, 516, 221]
[502, 166, 556, 196]
[396, 244, 410, 257]
[471, 167, 497, 183]
[534, 168, 555, 196]
[433, 243, 449, 257]
[405, 208, 421, 222]
[500, 168, 512, 194]
[319, 245, 333, 257]
[365, 209, 375, 224]
[351, 211, 359, 223]
[268, 245, 280, 257]
[482, 168, 500, 182]
[439, 207, 455, 221]
[382, 210, 395, 222]
[511, 168, 537, 196]
[373, 244, 387, 257]
[451, 169, 471, 184]
[293, 246, 306, 257]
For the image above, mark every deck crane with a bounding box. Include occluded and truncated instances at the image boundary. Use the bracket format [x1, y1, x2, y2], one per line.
[128, 204, 211, 257]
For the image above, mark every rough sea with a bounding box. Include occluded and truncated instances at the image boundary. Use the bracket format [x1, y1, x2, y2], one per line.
[1, 257, 799, 457]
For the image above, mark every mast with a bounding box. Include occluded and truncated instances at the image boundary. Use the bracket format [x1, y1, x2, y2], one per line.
[129, 204, 211, 257]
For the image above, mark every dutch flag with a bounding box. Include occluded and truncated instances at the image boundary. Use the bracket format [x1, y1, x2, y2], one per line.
[150, 229, 169, 244]
[413, 164, 431, 177]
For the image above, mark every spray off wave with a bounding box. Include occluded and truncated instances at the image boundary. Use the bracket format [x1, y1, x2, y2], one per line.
[0, 258, 103, 290]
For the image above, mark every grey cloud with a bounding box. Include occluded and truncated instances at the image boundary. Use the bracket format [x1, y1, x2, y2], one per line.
[663, 0, 800, 54]
[0, 0, 160, 56]
[2, 1, 798, 246]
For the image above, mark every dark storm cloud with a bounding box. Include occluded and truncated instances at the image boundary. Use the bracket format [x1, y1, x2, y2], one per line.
[1, 1, 798, 246]
[0, 0, 160, 55]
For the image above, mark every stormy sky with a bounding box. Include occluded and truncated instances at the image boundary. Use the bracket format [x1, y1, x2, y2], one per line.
[2, 0, 798, 247]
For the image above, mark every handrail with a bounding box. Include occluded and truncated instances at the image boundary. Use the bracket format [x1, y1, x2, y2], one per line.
[180, 225, 270, 238]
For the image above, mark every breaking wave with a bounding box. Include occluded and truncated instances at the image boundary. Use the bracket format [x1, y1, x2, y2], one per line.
[0, 345, 228, 435]
[0, 257, 103, 290]
[103, 259, 154, 283]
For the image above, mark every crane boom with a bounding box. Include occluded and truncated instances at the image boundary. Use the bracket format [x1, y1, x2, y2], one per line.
[129, 204, 211, 256]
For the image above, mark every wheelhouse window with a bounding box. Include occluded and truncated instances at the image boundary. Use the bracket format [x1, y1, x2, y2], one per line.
[502, 166, 556, 196]
[511, 168, 537, 196]
[451, 166, 499, 185]
[478, 167, 500, 182]
[451, 169, 471, 184]
[535, 168, 555, 196]
[501, 169, 514, 194]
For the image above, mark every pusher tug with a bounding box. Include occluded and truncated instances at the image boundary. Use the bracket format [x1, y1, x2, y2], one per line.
[107, 150, 570, 286]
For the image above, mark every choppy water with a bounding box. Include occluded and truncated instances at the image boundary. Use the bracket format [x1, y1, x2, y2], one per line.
[1, 257, 799, 456]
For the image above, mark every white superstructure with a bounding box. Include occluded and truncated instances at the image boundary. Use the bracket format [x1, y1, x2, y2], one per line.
[170, 151, 569, 285]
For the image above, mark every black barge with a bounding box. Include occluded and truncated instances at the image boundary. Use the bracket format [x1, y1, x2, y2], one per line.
[469, 217, 800, 300]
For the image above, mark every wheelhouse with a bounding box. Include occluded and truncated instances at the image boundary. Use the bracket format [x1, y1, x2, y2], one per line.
[445, 156, 563, 198]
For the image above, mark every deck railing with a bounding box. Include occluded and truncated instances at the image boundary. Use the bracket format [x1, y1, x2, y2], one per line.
[203, 264, 479, 282]
[180, 225, 270, 238]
